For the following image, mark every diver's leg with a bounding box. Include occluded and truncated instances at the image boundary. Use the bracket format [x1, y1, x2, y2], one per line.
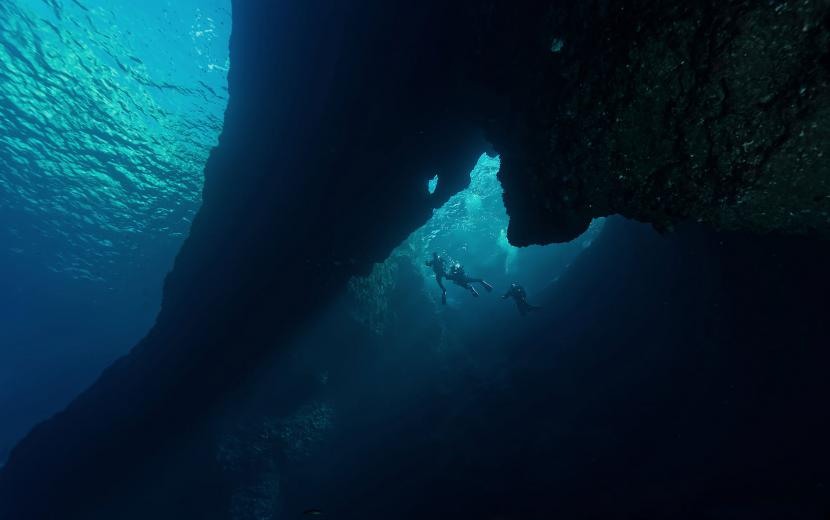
[436, 276, 447, 305]
[518, 299, 539, 315]
[467, 276, 493, 292]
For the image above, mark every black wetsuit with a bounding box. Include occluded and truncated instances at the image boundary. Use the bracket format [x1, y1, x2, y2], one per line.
[425, 254, 448, 304]
[446, 264, 493, 297]
[503, 283, 540, 316]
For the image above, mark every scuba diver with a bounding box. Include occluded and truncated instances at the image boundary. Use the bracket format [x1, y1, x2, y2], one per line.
[502, 282, 541, 316]
[445, 261, 493, 298]
[425, 252, 448, 304]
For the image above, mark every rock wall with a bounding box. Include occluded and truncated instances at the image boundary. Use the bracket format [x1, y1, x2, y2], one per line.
[483, 0, 830, 244]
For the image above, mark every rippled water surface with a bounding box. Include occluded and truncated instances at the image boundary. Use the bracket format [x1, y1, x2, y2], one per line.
[0, 0, 230, 461]
[0, 0, 230, 282]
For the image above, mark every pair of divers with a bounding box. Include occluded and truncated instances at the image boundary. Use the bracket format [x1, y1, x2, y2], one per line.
[426, 252, 493, 304]
[426, 252, 541, 316]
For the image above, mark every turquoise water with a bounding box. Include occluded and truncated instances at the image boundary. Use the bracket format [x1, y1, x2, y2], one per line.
[0, 0, 229, 283]
[0, 0, 230, 461]
[413, 154, 603, 281]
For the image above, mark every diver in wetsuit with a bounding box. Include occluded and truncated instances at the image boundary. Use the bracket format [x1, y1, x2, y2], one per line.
[425, 252, 448, 304]
[502, 282, 541, 316]
[445, 262, 493, 298]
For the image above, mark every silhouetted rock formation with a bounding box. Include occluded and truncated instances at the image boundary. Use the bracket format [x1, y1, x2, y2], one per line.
[482, 1, 830, 244]
[0, 3, 485, 518]
[1, 1, 829, 518]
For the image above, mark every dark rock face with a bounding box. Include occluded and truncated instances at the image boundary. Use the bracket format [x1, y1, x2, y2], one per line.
[0, 2, 487, 518]
[1, 1, 829, 518]
[490, 0, 830, 244]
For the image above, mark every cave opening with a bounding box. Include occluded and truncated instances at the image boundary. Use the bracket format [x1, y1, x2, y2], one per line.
[359, 153, 604, 312]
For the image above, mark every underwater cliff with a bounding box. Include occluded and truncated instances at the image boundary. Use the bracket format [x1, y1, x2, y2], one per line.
[1, 1, 829, 519]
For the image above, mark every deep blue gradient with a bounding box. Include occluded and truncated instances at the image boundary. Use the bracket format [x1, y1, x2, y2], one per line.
[0, 3, 828, 518]
[0, 0, 230, 461]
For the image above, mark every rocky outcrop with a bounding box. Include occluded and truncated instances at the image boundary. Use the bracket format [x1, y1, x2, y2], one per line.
[483, 0, 830, 244]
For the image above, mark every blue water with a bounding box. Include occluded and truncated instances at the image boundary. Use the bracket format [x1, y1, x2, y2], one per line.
[0, 0, 230, 461]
